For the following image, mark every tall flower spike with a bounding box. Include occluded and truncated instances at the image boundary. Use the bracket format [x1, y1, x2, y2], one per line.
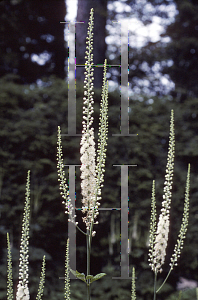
[148, 180, 157, 268]
[82, 7, 94, 134]
[151, 110, 175, 274]
[36, 256, 46, 300]
[7, 232, 13, 300]
[57, 126, 77, 226]
[80, 9, 109, 235]
[90, 59, 109, 237]
[131, 267, 136, 300]
[170, 164, 190, 270]
[80, 8, 97, 231]
[95, 59, 109, 201]
[16, 170, 31, 300]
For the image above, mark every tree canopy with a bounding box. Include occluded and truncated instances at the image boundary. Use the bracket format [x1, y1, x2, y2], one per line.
[0, 0, 66, 83]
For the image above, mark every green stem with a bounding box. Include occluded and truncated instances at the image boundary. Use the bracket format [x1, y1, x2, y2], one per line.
[87, 229, 91, 300]
[156, 268, 172, 293]
[153, 272, 157, 300]
[76, 224, 87, 236]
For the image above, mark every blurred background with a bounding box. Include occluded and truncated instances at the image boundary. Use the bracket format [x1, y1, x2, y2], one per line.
[0, 0, 198, 299]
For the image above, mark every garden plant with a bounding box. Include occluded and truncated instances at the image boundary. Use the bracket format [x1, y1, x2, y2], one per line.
[5, 8, 194, 300]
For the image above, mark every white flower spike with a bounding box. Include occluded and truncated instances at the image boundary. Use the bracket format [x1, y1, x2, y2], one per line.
[16, 170, 31, 300]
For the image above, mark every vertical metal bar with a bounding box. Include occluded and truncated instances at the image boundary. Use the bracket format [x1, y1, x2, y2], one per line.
[68, 165, 77, 279]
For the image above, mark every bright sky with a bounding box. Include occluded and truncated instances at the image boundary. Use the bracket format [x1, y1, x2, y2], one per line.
[65, 0, 177, 46]
[65, 0, 78, 21]
[35, 0, 177, 95]
[65, 0, 177, 96]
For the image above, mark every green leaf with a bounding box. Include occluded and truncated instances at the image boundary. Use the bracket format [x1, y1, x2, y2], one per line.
[86, 275, 94, 280]
[70, 269, 86, 283]
[89, 273, 106, 284]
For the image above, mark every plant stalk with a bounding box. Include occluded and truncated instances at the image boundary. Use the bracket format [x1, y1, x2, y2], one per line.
[156, 268, 172, 293]
[153, 272, 157, 300]
[87, 229, 91, 300]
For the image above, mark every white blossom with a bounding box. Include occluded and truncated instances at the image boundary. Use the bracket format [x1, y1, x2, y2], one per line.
[80, 128, 97, 230]
[57, 8, 108, 238]
[16, 171, 30, 300]
[80, 9, 109, 233]
[170, 164, 190, 270]
[149, 110, 175, 274]
[57, 126, 77, 226]
[16, 283, 29, 300]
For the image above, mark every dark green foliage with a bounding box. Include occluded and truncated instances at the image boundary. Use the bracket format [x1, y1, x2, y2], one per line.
[1, 60, 198, 300]
[167, 288, 197, 300]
